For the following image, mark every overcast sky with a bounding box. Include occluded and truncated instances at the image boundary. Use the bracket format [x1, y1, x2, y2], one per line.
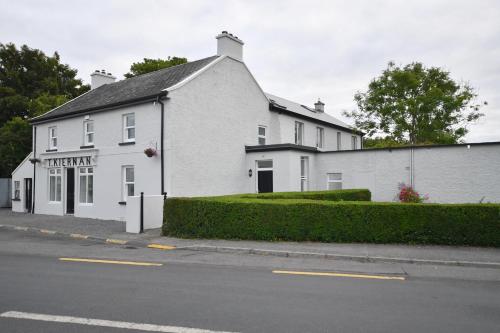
[1, 0, 499, 142]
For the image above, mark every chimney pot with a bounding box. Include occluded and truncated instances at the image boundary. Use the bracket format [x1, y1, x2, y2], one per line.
[90, 69, 116, 89]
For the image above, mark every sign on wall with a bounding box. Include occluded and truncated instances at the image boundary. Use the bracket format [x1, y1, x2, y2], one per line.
[43, 156, 95, 168]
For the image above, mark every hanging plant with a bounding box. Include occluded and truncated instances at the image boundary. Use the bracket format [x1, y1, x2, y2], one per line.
[144, 147, 157, 157]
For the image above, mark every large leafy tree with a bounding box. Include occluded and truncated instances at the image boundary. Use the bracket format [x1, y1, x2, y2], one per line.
[344, 62, 486, 145]
[124, 57, 187, 78]
[0, 43, 89, 176]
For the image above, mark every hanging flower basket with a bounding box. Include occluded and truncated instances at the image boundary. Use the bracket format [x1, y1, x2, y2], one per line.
[144, 147, 157, 157]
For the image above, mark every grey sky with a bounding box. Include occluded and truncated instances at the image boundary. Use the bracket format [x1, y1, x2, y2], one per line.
[1, 0, 498, 142]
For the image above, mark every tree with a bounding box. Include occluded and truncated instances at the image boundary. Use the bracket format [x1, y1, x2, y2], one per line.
[0, 43, 89, 176]
[344, 62, 486, 145]
[0, 117, 32, 177]
[124, 57, 187, 78]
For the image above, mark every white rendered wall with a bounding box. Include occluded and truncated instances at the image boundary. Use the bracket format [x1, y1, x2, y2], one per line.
[11, 153, 33, 213]
[125, 195, 164, 233]
[316, 144, 500, 203]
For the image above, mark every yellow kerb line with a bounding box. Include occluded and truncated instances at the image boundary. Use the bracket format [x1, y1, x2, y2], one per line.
[106, 239, 127, 245]
[59, 258, 163, 266]
[272, 270, 405, 281]
[147, 244, 176, 250]
[40, 229, 57, 234]
[70, 233, 88, 239]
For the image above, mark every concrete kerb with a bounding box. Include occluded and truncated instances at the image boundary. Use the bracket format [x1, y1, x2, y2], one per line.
[1, 224, 500, 269]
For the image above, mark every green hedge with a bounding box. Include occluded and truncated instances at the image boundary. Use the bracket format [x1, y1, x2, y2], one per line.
[229, 189, 371, 201]
[163, 197, 500, 247]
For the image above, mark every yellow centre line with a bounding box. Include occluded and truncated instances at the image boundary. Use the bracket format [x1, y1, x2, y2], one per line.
[59, 258, 163, 267]
[272, 270, 406, 281]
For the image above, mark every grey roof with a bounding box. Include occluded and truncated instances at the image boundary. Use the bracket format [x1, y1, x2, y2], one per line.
[265, 93, 353, 129]
[32, 56, 219, 123]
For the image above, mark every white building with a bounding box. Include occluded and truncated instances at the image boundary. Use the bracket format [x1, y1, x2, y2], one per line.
[12, 32, 500, 221]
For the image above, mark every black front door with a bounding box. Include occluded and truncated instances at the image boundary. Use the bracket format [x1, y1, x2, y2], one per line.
[24, 178, 32, 213]
[66, 168, 75, 214]
[258, 170, 273, 193]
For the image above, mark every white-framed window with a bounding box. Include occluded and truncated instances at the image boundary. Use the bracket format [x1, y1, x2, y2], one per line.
[122, 166, 135, 200]
[83, 120, 94, 146]
[337, 132, 342, 151]
[13, 181, 20, 199]
[79, 167, 93, 204]
[351, 136, 358, 150]
[327, 173, 342, 190]
[48, 126, 57, 149]
[258, 125, 267, 145]
[300, 156, 309, 192]
[295, 121, 304, 145]
[316, 127, 324, 149]
[123, 113, 135, 142]
[49, 168, 62, 202]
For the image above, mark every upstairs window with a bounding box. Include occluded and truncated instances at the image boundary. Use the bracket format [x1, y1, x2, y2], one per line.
[337, 132, 342, 151]
[49, 168, 62, 202]
[123, 113, 135, 142]
[123, 166, 135, 200]
[49, 126, 57, 149]
[351, 136, 358, 150]
[79, 167, 94, 204]
[84, 120, 94, 146]
[316, 127, 324, 149]
[295, 121, 304, 145]
[13, 181, 20, 200]
[327, 173, 342, 190]
[258, 126, 267, 145]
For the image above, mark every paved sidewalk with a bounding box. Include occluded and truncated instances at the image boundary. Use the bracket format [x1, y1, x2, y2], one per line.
[1, 209, 500, 268]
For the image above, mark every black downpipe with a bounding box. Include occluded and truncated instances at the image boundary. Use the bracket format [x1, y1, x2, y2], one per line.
[32, 126, 36, 214]
[156, 96, 165, 195]
[140, 192, 144, 233]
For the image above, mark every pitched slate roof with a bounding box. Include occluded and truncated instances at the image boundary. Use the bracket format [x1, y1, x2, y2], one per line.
[32, 56, 219, 123]
[265, 93, 353, 129]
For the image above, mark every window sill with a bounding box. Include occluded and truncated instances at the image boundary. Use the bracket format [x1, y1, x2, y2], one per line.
[118, 141, 135, 146]
[118, 201, 127, 205]
[46, 148, 58, 152]
[80, 145, 94, 149]
[11, 198, 20, 201]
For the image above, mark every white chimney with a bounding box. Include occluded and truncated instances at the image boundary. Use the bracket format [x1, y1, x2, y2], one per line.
[216, 31, 244, 61]
[90, 69, 116, 89]
[314, 99, 325, 113]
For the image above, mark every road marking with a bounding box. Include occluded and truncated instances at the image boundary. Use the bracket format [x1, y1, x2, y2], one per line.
[39, 229, 57, 235]
[106, 238, 127, 245]
[14, 226, 28, 231]
[59, 258, 163, 266]
[148, 244, 176, 250]
[272, 270, 406, 281]
[70, 233, 88, 239]
[0, 311, 238, 333]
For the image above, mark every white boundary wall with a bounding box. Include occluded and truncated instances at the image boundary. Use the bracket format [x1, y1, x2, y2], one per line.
[125, 195, 164, 233]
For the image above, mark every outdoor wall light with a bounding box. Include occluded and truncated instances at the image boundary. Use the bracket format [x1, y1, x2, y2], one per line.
[248, 169, 253, 177]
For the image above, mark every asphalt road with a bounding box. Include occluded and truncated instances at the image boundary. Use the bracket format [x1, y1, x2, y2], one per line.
[1, 229, 499, 332]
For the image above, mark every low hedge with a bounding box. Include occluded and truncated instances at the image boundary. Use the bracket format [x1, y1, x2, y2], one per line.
[163, 197, 500, 247]
[230, 189, 371, 201]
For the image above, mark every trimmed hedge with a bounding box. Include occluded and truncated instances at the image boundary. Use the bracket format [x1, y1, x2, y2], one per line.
[163, 197, 500, 247]
[229, 189, 371, 201]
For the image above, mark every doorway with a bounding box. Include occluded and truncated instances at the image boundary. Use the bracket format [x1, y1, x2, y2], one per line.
[24, 178, 32, 213]
[256, 160, 273, 193]
[66, 168, 75, 214]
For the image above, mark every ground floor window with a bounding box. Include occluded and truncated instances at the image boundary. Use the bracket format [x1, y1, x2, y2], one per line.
[49, 168, 62, 202]
[300, 156, 309, 192]
[79, 167, 93, 204]
[327, 173, 342, 190]
[13, 181, 20, 199]
[123, 166, 135, 200]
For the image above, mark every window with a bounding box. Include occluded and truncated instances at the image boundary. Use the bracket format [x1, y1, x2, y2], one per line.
[327, 173, 342, 190]
[84, 120, 94, 145]
[79, 167, 93, 204]
[351, 136, 358, 150]
[123, 166, 135, 200]
[295, 121, 304, 145]
[14, 181, 20, 199]
[49, 126, 57, 149]
[300, 156, 309, 192]
[123, 113, 135, 142]
[316, 127, 324, 149]
[257, 160, 273, 169]
[258, 126, 267, 145]
[49, 168, 62, 202]
[337, 132, 342, 151]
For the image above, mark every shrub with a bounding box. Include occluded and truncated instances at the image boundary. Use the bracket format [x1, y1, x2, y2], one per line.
[163, 197, 500, 247]
[398, 183, 428, 203]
